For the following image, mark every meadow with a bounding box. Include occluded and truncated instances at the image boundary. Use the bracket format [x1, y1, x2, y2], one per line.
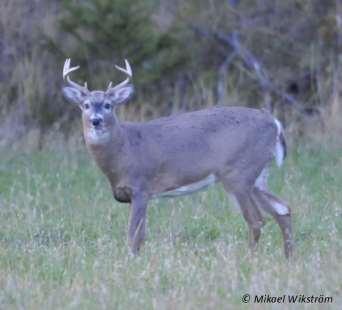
[0, 140, 341, 309]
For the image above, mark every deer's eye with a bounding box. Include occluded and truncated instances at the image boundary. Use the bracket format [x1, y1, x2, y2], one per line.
[104, 103, 111, 110]
[84, 103, 90, 110]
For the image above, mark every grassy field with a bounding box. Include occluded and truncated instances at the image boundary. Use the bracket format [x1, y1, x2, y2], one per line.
[0, 141, 341, 309]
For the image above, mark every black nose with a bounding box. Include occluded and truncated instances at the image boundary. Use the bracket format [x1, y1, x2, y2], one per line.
[92, 118, 101, 127]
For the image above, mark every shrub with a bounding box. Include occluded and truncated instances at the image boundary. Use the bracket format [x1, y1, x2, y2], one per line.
[58, 0, 187, 88]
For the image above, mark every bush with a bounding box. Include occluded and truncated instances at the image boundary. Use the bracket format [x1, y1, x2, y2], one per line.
[59, 0, 187, 87]
[0, 0, 341, 146]
[0, 0, 63, 139]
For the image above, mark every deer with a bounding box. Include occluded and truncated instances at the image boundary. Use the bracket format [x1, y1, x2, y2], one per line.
[62, 58, 293, 258]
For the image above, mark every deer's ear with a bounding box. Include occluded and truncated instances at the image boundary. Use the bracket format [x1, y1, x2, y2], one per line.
[62, 87, 86, 109]
[107, 85, 134, 106]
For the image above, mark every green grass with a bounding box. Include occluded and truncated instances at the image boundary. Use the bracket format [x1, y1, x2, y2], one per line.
[0, 142, 341, 309]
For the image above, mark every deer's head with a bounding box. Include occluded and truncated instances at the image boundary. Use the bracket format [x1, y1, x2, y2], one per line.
[62, 59, 133, 144]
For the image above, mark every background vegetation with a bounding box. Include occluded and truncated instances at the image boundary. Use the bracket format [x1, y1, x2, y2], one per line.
[0, 0, 341, 147]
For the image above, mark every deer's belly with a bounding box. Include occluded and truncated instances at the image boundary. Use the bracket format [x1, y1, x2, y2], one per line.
[154, 174, 217, 198]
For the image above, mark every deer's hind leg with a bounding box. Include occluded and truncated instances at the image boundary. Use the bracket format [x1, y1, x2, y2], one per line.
[251, 186, 293, 258]
[221, 180, 265, 251]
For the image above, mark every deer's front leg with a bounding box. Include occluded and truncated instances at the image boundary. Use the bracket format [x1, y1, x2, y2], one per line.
[128, 191, 148, 254]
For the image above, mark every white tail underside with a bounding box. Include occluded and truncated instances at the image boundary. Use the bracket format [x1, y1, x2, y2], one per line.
[274, 118, 285, 167]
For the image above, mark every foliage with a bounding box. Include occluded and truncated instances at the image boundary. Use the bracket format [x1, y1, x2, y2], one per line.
[59, 0, 187, 87]
[0, 0, 66, 140]
[0, 0, 341, 145]
[176, 0, 339, 106]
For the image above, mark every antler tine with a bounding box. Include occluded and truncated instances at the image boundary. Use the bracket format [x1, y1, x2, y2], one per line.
[115, 59, 132, 77]
[107, 81, 113, 91]
[107, 59, 133, 92]
[63, 58, 89, 93]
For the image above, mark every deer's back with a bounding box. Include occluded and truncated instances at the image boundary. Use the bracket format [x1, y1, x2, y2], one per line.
[123, 106, 276, 152]
[120, 106, 278, 193]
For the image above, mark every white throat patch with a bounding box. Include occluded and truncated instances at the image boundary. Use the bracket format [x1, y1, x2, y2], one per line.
[86, 128, 111, 145]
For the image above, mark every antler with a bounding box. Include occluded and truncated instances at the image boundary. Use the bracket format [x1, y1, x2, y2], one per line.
[107, 59, 132, 92]
[63, 58, 89, 93]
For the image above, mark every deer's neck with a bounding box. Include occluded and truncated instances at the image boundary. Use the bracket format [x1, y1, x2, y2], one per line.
[85, 124, 126, 185]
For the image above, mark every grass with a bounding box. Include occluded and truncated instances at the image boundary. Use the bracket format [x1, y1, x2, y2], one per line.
[0, 142, 341, 309]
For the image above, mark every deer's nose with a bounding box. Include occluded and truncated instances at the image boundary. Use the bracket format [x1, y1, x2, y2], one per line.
[91, 117, 102, 127]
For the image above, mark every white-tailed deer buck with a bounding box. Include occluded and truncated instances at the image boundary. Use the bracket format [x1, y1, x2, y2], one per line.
[62, 59, 293, 258]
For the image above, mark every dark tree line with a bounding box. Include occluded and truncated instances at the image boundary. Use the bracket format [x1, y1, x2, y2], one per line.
[0, 0, 340, 144]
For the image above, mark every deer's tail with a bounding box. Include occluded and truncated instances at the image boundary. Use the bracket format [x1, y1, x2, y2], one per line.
[273, 118, 287, 167]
